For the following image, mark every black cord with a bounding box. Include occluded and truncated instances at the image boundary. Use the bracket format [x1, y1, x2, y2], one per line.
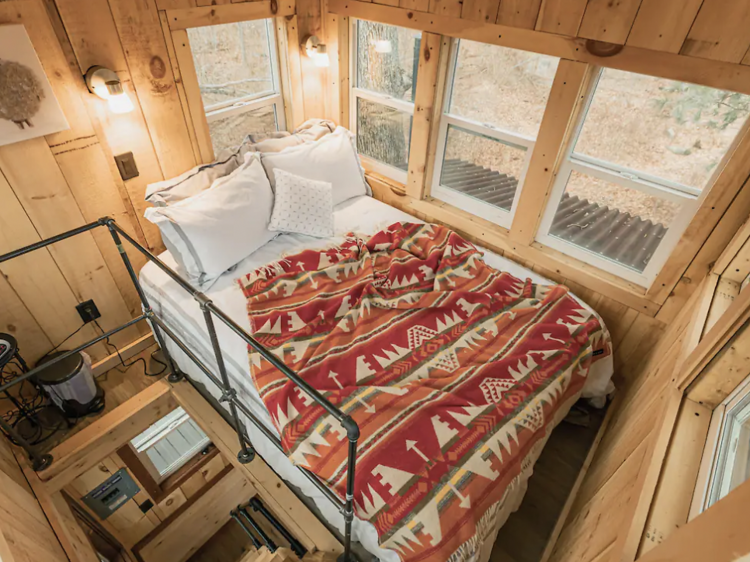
[93, 320, 167, 377]
[38, 323, 87, 363]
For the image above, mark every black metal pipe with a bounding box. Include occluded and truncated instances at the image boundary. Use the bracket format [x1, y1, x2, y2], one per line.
[0, 314, 146, 394]
[200, 305, 254, 464]
[248, 497, 307, 557]
[206, 303, 345, 423]
[231, 510, 263, 550]
[340, 420, 360, 562]
[0, 220, 101, 263]
[240, 507, 278, 552]
[105, 222, 182, 382]
[109, 221, 200, 296]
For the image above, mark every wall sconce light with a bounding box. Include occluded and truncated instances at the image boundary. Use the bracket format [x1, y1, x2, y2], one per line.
[373, 40, 392, 54]
[302, 35, 330, 68]
[84, 66, 134, 114]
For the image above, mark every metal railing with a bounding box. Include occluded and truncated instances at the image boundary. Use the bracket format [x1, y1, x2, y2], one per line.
[0, 218, 359, 562]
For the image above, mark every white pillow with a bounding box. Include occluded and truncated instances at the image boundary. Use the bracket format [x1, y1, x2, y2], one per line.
[144, 154, 275, 286]
[269, 169, 334, 238]
[145, 154, 241, 207]
[261, 127, 370, 206]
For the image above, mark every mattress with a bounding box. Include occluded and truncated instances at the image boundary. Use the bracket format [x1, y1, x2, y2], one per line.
[140, 195, 614, 561]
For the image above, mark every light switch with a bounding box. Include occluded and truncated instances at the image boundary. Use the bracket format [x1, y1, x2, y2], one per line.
[114, 152, 139, 181]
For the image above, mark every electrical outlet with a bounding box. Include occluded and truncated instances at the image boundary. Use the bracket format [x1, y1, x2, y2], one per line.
[76, 299, 101, 324]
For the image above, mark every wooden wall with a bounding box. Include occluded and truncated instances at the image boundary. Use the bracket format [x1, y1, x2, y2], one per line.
[0, 436, 68, 561]
[0, 0, 199, 365]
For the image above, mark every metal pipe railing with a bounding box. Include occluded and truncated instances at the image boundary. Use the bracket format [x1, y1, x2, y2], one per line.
[0, 218, 359, 561]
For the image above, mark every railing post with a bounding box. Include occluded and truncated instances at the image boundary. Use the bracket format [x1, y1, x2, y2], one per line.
[197, 294, 255, 464]
[103, 219, 183, 383]
[340, 415, 360, 562]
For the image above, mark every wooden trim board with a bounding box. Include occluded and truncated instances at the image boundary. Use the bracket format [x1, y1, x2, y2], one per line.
[328, 0, 750, 96]
[92, 334, 156, 377]
[39, 380, 177, 493]
[167, 1, 297, 30]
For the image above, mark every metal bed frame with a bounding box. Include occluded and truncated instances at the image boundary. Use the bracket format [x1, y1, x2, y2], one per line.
[0, 218, 360, 562]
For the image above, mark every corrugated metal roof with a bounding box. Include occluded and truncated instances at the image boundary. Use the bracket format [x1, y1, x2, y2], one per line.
[438, 159, 667, 273]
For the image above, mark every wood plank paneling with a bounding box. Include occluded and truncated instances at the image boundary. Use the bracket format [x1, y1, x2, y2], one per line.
[627, 0, 703, 54]
[406, 32, 442, 199]
[535, 0, 587, 36]
[576, 0, 643, 45]
[0, 439, 68, 562]
[108, 0, 198, 179]
[460, 0, 500, 24]
[681, 0, 750, 63]
[495, 0, 542, 29]
[0, 166, 106, 359]
[429, 0, 462, 18]
[54, 0, 168, 251]
[0, 140, 140, 350]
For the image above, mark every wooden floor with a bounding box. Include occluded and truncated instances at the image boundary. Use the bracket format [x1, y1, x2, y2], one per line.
[491, 404, 606, 562]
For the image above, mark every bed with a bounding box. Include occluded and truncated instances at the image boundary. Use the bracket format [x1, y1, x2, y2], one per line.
[140, 194, 614, 562]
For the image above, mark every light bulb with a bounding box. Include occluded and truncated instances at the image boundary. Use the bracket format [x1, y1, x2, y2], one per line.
[108, 92, 134, 114]
[313, 51, 330, 68]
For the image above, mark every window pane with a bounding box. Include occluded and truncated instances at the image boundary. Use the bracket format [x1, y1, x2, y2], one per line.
[549, 171, 682, 273]
[356, 98, 412, 169]
[188, 20, 275, 109]
[709, 399, 750, 508]
[575, 69, 750, 190]
[209, 104, 278, 154]
[356, 21, 420, 102]
[439, 126, 525, 211]
[448, 41, 559, 138]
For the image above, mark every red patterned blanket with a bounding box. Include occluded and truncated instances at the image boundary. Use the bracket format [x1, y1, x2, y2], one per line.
[238, 223, 610, 562]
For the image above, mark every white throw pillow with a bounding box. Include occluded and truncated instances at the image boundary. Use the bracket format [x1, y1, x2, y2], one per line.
[261, 126, 370, 206]
[145, 154, 241, 207]
[144, 154, 276, 286]
[268, 169, 334, 238]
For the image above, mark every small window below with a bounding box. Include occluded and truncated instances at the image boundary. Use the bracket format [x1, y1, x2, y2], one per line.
[188, 19, 285, 154]
[537, 69, 750, 286]
[431, 40, 559, 227]
[696, 376, 750, 514]
[351, 20, 420, 182]
[131, 407, 210, 482]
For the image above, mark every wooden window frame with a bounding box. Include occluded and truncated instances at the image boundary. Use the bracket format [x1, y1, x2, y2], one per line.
[330, 1, 750, 316]
[534, 66, 704, 288]
[428, 37, 542, 229]
[349, 18, 419, 184]
[163, 4, 296, 163]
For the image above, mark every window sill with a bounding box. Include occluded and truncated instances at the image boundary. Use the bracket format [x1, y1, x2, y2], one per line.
[366, 171, 662, 316]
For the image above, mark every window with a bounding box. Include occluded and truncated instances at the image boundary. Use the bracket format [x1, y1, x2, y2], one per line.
[537, 69, 750, 286]
[188, 19, 285, 155]
[351, 20, 420, 182]
[130, 407, 210, 482]
[697, 376, 750, 513]
[431, 40, 559, 227]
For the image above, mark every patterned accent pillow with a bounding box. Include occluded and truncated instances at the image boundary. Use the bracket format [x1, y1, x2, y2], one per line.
[268, 169, 334, 238]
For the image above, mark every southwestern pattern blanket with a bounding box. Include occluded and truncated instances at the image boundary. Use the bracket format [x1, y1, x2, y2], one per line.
[238, 223, 611, 562]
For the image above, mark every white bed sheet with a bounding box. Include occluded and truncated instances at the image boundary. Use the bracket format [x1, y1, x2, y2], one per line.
[140, 195, 613, 561]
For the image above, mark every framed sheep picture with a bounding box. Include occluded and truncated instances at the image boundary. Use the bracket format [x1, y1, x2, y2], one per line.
[0, 24, 68, 146]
